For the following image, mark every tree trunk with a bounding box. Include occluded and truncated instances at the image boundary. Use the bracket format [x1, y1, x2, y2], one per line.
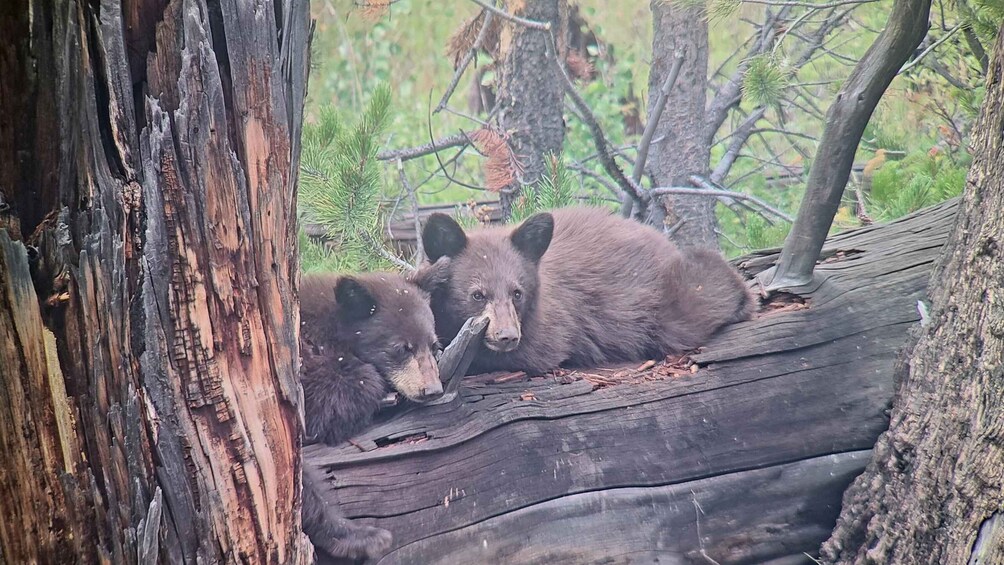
[495, 0, 567, 218]
[819, 24, 1004, 564]
[643, 0, 715, 248]
[0, 1, 311, 563]
[763, 0, 931, 289]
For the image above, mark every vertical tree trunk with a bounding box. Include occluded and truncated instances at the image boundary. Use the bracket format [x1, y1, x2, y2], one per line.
[820, 22, 1004, 564]
[644, 0, 715, 248]
[0, 0, 311, 563]
[495, 0, 567, 218]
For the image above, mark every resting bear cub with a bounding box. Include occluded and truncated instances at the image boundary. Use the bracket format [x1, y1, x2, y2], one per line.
[299, 269, 444, 561]
[419, 206, 753, 375]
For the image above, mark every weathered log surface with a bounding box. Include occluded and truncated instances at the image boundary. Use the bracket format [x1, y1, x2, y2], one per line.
[305, 199, 958, 564]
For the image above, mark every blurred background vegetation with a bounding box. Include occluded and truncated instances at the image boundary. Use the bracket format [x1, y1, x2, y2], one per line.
[300, 0, 993, 270]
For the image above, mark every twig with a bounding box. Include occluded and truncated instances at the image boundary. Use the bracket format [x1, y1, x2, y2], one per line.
[567, 162, 624, 198]
[435, 10, 494, 114]
[397, 159, 425, 264]
[692, 493, 722, 565]
[359, 230, 414, 271]
[740, 0, 877, 9]
[899, 23, 962, 75]
[377, 133, 470, 161]
[710, 107, 767, 184]
[624, 49, 686, 217]
[467, 0, 550, 30]
[545, 31, 647, 207]
[647, 180, 793, 223]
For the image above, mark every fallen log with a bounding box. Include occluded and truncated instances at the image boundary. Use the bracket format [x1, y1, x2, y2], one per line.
[305, 199, 959, 564]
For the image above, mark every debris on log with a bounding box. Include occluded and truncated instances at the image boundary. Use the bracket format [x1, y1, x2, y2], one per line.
[306, 199, 958, 564]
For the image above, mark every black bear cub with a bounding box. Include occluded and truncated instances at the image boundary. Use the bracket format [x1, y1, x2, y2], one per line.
[418, 206, 753, 375]
[299, 268, 445, 562]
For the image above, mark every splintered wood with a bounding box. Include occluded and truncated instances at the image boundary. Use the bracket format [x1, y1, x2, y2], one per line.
[561, 354, 700, 390]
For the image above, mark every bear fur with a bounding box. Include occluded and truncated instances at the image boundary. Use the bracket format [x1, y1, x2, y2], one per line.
[419, 206, 754, 375]
[298, 269, 445, 562]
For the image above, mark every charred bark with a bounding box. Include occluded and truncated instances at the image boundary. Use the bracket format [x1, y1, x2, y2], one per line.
[644, 0, 715, 248]
[0, 0, 311, 563]
[494, 0, 567, 218]
[820, 24, 1004, 564]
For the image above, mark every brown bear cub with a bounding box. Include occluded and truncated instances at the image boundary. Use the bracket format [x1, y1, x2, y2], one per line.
[299, 269, 445, 562]
[418, 206, 754, 375]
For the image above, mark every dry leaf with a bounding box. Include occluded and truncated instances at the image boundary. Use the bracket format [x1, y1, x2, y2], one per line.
[469, 128, 524, 192]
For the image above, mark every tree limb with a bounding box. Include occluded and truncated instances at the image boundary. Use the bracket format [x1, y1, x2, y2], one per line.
[435, 10, 494, 114]
[622, 49, 686, 217]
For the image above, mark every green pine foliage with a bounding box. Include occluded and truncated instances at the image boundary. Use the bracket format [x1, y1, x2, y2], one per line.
[509, 154, 579, 224]
[299, 86, 402, 273]
[868, 154, 967, 220]
[741, 54, 789, 109]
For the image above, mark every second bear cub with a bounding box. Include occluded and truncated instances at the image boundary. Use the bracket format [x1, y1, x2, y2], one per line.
[299, 268, 445, 561]
[420, 206, 753, 375]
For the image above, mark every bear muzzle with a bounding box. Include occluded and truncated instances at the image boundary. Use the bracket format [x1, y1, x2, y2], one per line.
[389, 348, 443, 402]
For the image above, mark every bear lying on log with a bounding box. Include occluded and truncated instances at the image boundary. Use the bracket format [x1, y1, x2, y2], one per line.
[305, 199, 958, 564]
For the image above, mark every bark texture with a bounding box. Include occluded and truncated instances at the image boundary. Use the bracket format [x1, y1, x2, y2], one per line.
[495, 0, 567, 217]
[765, 0, 932, 288]
[820, 24, 1004, 564]
[644, 0, 715, 248]
[0, 0, 311, 563]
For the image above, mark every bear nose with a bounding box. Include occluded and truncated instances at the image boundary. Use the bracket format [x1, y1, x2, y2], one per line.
[495, 327, 519, 344]
[416, 379, 444, 402]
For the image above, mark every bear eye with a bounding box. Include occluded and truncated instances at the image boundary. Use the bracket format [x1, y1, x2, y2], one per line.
[472, 290, 485, 301]
[513, 289, 523, 301]
[404, 343, 415, 353]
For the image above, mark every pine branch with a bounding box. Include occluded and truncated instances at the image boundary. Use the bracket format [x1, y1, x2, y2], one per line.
[467, 0, 550, 30]
[376, 133, 470, 161]
[437, 9, 496, 114]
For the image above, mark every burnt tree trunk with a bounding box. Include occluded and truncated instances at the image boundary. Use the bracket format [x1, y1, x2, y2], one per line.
[819, 24, 1004, 564]
[495, 0, 567, 218]
[641, 0, 714, 248]
[0, 0, 311, 563]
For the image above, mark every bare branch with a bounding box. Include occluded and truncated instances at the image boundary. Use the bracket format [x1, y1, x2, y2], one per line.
[624, 49, 686, 216]
[467, 0, 550, 30]
[741, 0, 878, 8]
[899, 23, 962, 74]
[435, 10, 494, 114]
[377, 133, 470, 161]
[567, 162, 625, 198]
[545, 31, 648, 207]
[711, 107, 767, 184]
[359, 230, 415, 271]
[695, 175, 793, 222]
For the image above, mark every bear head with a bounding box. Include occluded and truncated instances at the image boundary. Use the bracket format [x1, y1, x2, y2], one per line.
[418, 212, 554, 353]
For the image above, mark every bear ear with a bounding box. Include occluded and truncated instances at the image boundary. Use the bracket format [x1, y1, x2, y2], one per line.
[423, 213, 468, 261]
[334, 277, 377, 321]
[407, 256, 451, 293]
[511, 212, 554, 264]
